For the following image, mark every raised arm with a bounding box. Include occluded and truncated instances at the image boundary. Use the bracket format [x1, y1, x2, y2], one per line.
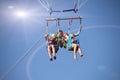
[45, 33, 49, 41]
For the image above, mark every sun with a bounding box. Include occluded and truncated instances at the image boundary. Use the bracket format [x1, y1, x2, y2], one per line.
[15, 10, 28, 18]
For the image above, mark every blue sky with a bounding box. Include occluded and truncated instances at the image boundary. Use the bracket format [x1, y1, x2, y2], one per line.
[0, 0, 120, 80]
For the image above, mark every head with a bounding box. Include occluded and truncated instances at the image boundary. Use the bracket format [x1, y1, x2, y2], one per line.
[63, 32, 68, 38]
[70, 34, 74, 38]
[57, 30, 63, 37]
[50, 33, 56, 39]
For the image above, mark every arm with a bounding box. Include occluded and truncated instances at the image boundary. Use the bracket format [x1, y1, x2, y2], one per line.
[45, 34, 49, 41]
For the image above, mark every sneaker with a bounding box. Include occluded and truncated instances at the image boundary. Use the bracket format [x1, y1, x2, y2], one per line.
[80, 55, 83, 57]
[54, 56, 56, 60]
[50, 58, 53, 61]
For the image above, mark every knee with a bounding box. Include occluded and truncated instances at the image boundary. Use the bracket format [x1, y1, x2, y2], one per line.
[50, 44, 55, 48]
[74, 44, 77, 48]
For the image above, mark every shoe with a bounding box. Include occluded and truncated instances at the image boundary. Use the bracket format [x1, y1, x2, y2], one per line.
[80, 55, 83, 57]
[50, 58, 53, 61]
[54, 56, 56, 60]
[64, 46, 66, 48]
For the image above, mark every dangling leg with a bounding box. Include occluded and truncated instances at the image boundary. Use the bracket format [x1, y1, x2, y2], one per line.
[48, 45, 53, 61]
[77, 44, 83, 57]
[51, 45, 56, 60]
[72, 43, 77, 60]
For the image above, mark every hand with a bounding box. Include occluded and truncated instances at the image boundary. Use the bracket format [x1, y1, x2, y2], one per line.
[45, 34, 48, 37]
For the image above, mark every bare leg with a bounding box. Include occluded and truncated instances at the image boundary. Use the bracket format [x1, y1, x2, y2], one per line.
[48, 45, 53, 61]
[51, 45, 56, 60]
[77, 44, 83, 57]
[72, 43, 77, 60]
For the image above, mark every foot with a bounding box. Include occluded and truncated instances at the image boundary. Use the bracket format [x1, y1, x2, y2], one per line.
[50, 58, 53, 61]
[64, 46, 66, 48]
[60, 45, 63, 48]
[54, 56, 56, 60]
[74, 56, 77, 60]
[80, 54, 83, 57]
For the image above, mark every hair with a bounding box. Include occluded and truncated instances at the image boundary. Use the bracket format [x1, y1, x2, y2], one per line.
[58, 30, 63, 33]
[63, 32, 68, 36]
